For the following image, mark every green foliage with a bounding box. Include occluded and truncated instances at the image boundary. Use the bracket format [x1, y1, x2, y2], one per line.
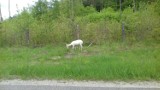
[48, 0, 60, 19]
[76, 6, 96, 16]
[0, 9, 34, 46]
[82, 0, 157, 11]
[79, 20, 121, 45]
[151, 28, 160, 41]
[0, 0, 160, 47]
[121, 3, 160, 41]
[31, 0, 49, 20]
[83, 7, 120, 22]
[155, 0, 160, 15]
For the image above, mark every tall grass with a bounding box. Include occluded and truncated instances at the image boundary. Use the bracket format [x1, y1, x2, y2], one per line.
[0, 43, 159, 81]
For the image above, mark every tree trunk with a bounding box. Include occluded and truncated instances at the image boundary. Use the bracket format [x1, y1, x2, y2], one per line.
[133, 0, 136, 12]
[76, 24, 80, 39]
[8, 0, 11, 18]
[0, 4, 3, 22]
[120, 0, 122, 11]
[122, 22, 125, 42]
[120, 0, 125, 42]
[25, 29, 30, 46]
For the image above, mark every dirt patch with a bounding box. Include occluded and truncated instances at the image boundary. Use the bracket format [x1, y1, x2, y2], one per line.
[51, 56, 61, 60]
[64, 52, 76, 59]
[64, 50, 94, 59]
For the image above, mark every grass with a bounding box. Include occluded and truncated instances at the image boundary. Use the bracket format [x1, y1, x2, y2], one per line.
[0, 43, 160, 81]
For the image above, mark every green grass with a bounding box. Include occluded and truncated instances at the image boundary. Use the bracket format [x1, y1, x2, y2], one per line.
[0, 43, 160, 81]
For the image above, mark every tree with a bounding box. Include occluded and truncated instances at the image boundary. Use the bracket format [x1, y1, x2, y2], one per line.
[16, 9, 33, 46]
[83, 0, 105, 11]
[49, 0, 60, 19]
[31, 0, 49, 20]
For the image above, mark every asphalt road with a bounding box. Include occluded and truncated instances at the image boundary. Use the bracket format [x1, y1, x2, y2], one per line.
[0, 85, 160, 90]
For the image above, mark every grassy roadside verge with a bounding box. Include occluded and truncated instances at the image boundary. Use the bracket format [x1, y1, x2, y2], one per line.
[0, 43, 160, 81]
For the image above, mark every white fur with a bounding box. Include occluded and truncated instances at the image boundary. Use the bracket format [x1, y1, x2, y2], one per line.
[66, 39, 83, 50]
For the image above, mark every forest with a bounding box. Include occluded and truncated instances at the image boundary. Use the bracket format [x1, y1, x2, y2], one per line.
[0, 0, 160, 47]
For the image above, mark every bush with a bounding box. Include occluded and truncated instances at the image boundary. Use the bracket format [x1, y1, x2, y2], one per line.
[0, 2, 160, 47]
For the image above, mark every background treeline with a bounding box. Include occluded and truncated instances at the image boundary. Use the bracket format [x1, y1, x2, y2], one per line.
[0, 0, 160, 47]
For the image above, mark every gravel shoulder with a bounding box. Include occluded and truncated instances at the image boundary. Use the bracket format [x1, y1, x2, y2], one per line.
[0, 79, 160, 88]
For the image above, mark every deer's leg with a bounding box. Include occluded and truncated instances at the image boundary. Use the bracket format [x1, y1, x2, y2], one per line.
[80, 44, 83, 51]
[72, 45, 75, 49]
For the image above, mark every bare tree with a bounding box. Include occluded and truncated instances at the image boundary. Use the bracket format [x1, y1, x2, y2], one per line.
[0, 3, 3, 22]
[16, 4, 20, 14]
[8, 0, 11, 18]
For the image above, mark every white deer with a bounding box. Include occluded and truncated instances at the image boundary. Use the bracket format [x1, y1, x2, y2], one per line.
[66, 39, 83, 50]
